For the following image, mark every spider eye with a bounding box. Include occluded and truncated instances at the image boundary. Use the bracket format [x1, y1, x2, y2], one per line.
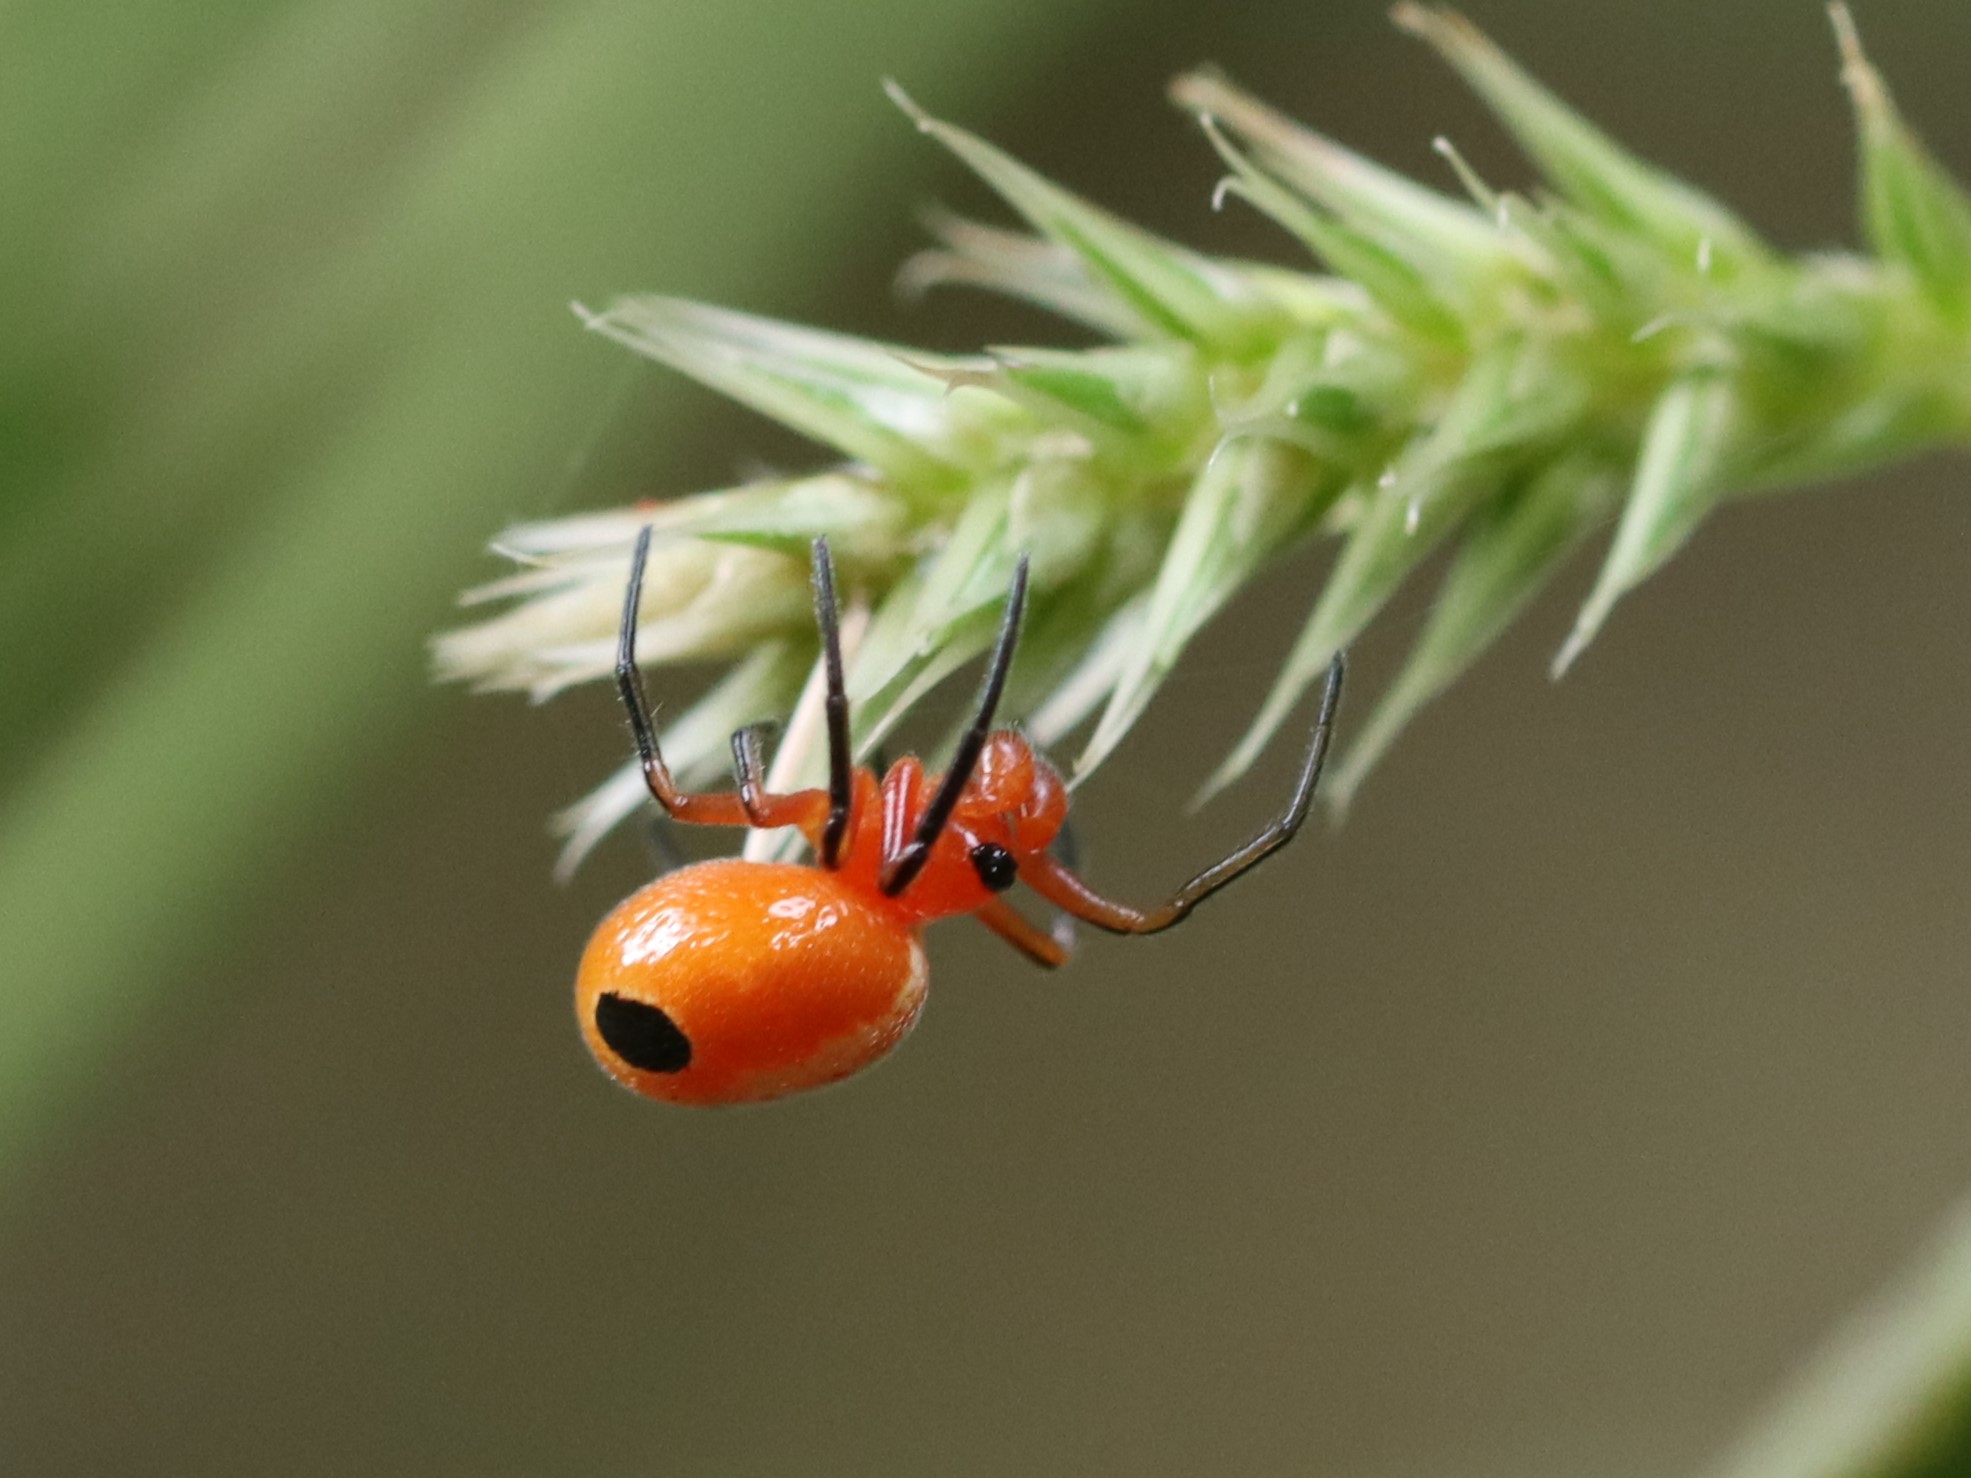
[970, 842, 1017, 892]
[595, 993, 693, 1073]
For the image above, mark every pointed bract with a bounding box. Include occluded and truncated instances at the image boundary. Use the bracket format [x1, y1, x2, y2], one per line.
[899, 211, 1150, 339]
[1202, 119, 1469, 344]
[1557, 367, 1741, 675]
[578, 297, 983, 485]
[1831, 5, 1971, 323]
[1393, 5, 1769, 276]
[1328, 455, 1618, 810]
[987, 343, 1213, 466]
[1206, 337, 1590, 797]
[1078, 438, 1337, 777]
[887, 81, 1279, 351]
[1174, 70, 1519, 300]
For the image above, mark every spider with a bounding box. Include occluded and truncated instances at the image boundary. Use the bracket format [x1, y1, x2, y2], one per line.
[576, 526, 1347, 1105]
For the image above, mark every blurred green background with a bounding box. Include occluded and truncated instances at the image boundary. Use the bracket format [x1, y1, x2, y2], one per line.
[5, 1, 1971, 1473]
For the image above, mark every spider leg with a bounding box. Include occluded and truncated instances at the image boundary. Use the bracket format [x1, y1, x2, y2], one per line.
[730, 723, 776, 825]
[615, 526, 814, 830]
[810, 537, 855, 868]
[722, 720, 832, 833]
[1021, 653, 1347, 935]
[975, 895, 1071, 969]
[880, 555, 1031, 897]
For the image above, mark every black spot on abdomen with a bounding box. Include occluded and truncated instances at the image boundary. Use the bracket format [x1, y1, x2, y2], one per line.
[596, 994, 693, 1073]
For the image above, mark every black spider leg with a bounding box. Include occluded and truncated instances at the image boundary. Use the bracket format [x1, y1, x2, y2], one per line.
[1143, 652, 1345, 923]
[810, 537, 854, 868]
[615, 525, 663, 787]
[880, 554, 1031, 897]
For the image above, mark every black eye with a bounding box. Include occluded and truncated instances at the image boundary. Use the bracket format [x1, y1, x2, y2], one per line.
[970, 842, 1017, 892]
[595, 994, 692, 1073]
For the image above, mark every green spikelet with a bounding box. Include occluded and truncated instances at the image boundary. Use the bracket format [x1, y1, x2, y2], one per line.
[440, 8, 1971, 867]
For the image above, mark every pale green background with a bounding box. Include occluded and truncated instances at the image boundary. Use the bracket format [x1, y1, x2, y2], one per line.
[4, 1, 1970, 1473]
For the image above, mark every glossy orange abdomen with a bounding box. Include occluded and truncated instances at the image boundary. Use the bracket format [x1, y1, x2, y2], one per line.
[575, 859, 928, 1106]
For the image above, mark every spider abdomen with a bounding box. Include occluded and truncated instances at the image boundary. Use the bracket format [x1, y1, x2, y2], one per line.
[576, 859, 928, 1106]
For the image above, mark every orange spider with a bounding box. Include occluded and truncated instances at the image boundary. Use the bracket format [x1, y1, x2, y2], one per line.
[576, 527, 1347, 1105]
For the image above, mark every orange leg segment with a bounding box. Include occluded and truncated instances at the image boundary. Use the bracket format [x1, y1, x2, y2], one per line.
[974, 896, 1071, 969]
